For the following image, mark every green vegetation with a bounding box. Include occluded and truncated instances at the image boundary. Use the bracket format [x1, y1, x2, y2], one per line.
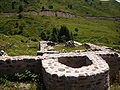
[96, 43, 120, 52]
[0, 14, 120, 53]
[110, 84, 120, 90]
[0, 34, 38, 56]
[0, 0, 120, 89]
[0, 70, 119, 90]
[50, 26, 73, 42]
[110, 72, 120, 90]
[0, 80, 37, 90]
[0, 0, 120, 17]
[0, 70, 43, 90]
[54, 44, 86, 52]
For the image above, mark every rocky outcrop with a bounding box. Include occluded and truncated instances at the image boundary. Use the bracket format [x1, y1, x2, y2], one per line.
[1, 11, 120, 21]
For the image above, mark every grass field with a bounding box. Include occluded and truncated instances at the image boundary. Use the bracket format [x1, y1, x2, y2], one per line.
[0, 34, 38, 56]
[0, 14, 120, 55]
[0, 0, 120, 17]
[54, 44, 87, 52]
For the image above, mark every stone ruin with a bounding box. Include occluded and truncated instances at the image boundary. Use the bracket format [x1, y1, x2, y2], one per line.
[0, 41, 120, 90]
[42, 53, 109, 90]
[65, 40, 75, 47]
[0, 50, 8, 56]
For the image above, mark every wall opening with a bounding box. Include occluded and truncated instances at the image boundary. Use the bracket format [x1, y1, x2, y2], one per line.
[58, 56, 92, 68]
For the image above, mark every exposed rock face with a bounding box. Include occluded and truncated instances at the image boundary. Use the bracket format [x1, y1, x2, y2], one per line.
[1, 11, 120, 21]
[37, 11, 76, 18]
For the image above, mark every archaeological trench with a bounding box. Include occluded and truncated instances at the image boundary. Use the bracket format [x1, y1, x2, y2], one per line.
[0, 41, 120, 90]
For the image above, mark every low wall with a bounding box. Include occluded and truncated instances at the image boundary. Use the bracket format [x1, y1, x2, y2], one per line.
[0, 56, 42, 75]
[42, 70, 109, 90]
[100, 53, 120, 83]
[0, 43, 120, 90]
[100, 53, 120, 71]
[42, 54, 110, 90]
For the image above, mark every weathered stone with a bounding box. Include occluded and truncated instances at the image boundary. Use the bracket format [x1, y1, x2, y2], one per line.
[0, 42, 120, 90]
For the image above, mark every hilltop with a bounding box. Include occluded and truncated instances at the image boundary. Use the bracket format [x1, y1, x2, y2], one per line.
[0, 0, 120, 17]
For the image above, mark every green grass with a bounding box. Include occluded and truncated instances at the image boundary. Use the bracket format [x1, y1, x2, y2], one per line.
[0, 14, 120, 44]
[0, 81, 37, 90]
[0, 34, 38, 56]
[0, 70, 40, 90]
[110, 83, 120, 90]
[0, 0, 120, 17]
[54, 44, 87, 52]
[0, 14, 120, 55]
[96, 43, 120, 52]
[0, 75, 119, 90]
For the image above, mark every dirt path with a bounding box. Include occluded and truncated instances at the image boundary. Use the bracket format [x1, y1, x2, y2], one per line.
[0, 11, 120, 22]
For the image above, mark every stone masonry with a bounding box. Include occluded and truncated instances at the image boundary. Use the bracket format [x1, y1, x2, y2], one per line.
[0, 56, 43, 75]
[42, 53, 109, 90]
[0, 42, 120, 90]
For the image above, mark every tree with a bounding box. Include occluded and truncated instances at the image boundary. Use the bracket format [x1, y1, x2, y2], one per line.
[40, 32, 47, 40]
[70, 32, 74, 40]
[12, 1, 16, 9]
[59, 25, 71, 42]
[18, 5, 23, 13]
[23, 0, 29, 4]
[49, 28, 58, 42]
[18, 14, 23, 19]
[48, 5, 53, 9]
[75, 28, 79, 32]
[42, 6, 45, 10]
[85, 0, 88, 2]
[68, 4, 72, 9]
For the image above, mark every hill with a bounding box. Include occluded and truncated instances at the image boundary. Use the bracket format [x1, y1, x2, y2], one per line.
[0, 14, 120, 56]
[0, 0, 120, 56]
[0, 0, 120, 17]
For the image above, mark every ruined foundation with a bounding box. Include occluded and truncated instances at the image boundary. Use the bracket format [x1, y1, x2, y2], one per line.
[0, 43, 120, 90]
[42, 54, 110, 90]
[0, 56, 42, 75]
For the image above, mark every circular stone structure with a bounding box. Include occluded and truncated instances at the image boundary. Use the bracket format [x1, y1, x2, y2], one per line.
[42, 53, 110, 90]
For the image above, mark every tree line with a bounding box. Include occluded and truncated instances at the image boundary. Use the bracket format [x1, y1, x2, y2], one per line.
[40, 25, 73, 43]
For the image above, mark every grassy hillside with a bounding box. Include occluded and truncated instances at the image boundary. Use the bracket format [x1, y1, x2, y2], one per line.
[0, 14, 120, 44]
[0, 14, 120, 56]
[0, 34, 38, 56]
[0, 0, 120, 17]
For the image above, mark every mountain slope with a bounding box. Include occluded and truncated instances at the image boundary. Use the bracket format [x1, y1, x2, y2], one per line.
[0, 0, 120, 17]
[0, 14, 120, 44]
[0, 14, 120, 56]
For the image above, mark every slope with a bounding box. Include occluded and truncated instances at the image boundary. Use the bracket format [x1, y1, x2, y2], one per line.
[0, 0, 120, 17]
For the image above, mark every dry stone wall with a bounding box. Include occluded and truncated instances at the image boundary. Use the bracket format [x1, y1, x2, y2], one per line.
[0, 56, 42, 75]
[0, 42, 120, 90]
[100, 54, 120, 71]
[43, 70, 109, 90]
[42, 53, 110, 90]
